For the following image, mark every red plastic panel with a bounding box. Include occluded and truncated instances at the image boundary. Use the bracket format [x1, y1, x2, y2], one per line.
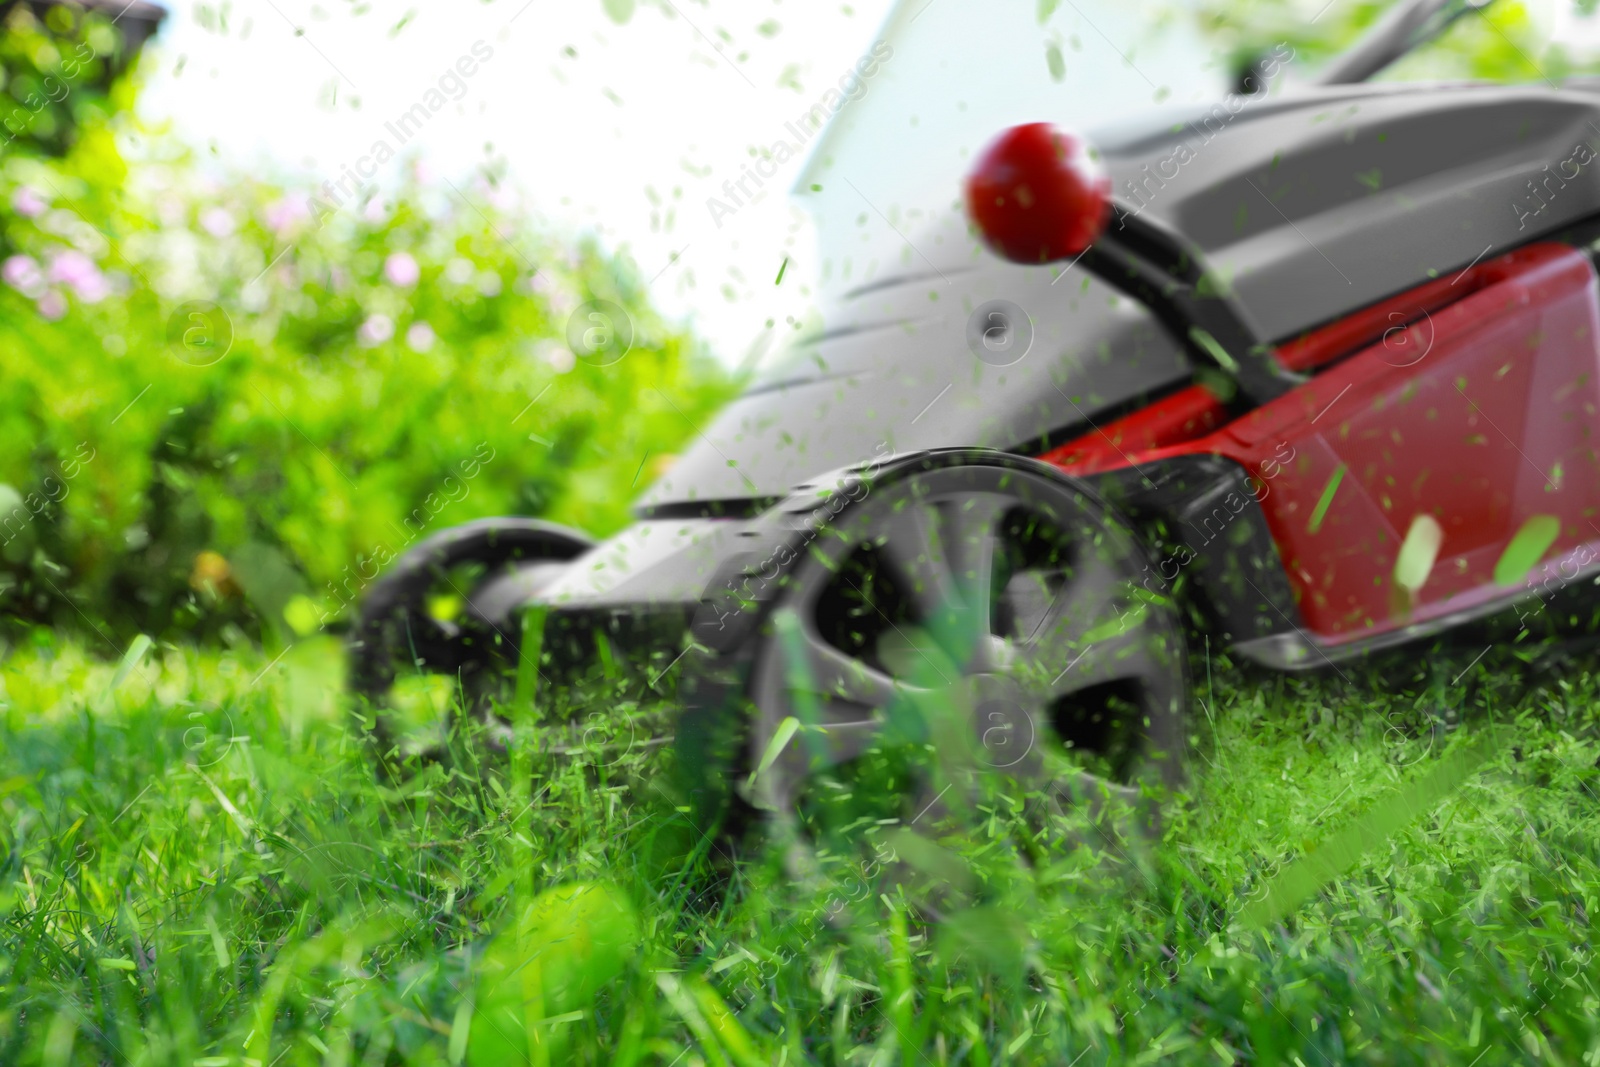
[1039, 383, 1225, 475]
[1048, 243, 1600, 645]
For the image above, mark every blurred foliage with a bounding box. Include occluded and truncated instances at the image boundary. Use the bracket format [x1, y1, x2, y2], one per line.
[0, 13, 736, 644]
[1191, 0, 1596, 85]
[0, 1, 129, 158]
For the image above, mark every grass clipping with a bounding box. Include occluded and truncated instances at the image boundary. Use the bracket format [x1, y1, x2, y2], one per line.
[1240, 733, 1497, 930]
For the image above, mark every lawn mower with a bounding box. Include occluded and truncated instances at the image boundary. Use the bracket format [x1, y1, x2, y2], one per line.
[348, 0, 1600, 855]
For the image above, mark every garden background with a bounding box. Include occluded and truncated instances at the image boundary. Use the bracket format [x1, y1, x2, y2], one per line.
[2, 1, 1599, 1064]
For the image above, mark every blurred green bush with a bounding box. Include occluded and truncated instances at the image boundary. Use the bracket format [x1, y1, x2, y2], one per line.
[0, 24, 736, 644]
[0, 1, 132, 159]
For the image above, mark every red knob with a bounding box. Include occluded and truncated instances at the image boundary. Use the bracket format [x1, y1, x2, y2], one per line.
[965, 123, 1110, 264]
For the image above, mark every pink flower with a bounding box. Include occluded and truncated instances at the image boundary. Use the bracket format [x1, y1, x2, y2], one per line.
[47, 250, 109, 303]
[46, 250, 94, 286]
[357, 313, 394, 347]
[36, 291, 66, 320]
[200, 207, 236, 237]
[264, 195, 310, 236]
[540, 342, 575, 373]
[405, 321, 436, 351]
[156, 196, 186, 227]
[485, 185, 519, 213]
[384, 251, 420, 287]
[11, 187, 46, 218]
[3, 254, 44, 297]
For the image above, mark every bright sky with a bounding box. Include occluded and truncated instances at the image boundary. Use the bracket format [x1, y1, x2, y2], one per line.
[136, 0, 905, 367]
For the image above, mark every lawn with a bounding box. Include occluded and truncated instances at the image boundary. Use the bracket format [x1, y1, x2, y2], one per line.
[1, 627, 1597, 1066]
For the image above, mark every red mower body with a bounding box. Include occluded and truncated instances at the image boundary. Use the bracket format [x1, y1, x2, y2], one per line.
[1043, 243, 1600, 653]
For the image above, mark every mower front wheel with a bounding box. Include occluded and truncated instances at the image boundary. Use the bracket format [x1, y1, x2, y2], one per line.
[346, 517, 592, 769]
[681, 451, 1192, 915]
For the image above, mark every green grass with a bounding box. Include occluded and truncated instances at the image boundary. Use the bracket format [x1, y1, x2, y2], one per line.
[1, 631, 1598, 1065]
